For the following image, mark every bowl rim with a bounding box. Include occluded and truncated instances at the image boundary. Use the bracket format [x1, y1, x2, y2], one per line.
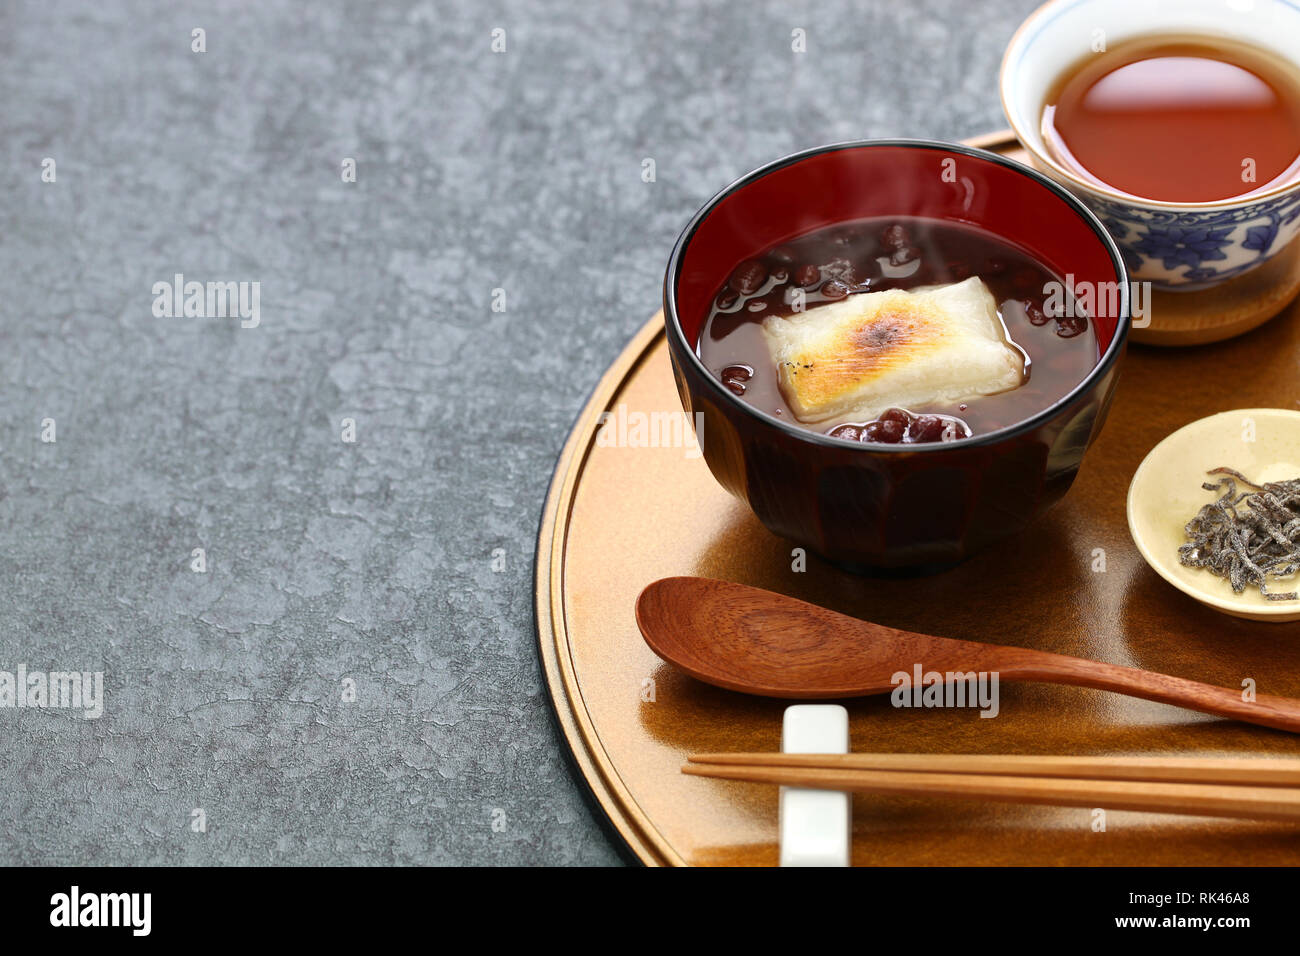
[662, 137, 1132, 454]
[1125, 407, 1300, 620]
[1000, 0, 1300, 211]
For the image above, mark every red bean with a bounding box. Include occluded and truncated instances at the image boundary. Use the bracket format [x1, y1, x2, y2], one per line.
[889, 246, 920, 267]
[795, 264, 821, 288]
[1056, 314, 1088, 338]
[838, 408, 969, 445]
[873, 419, 906, 443]
[721, 364, 753, 395]
[908, 414, 946, 442]
[881, 224, 909, 249]
[728, 259, 768, 294]
[821, 279, 850, 300]
[1024, 299, 1049, 326]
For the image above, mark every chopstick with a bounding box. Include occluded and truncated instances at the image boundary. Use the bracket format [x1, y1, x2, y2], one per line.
[687, 752, 1300, 786]
[682, 754, 1300, 822]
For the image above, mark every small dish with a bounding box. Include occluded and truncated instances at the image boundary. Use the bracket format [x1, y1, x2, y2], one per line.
[1001, 0, 1300, 290]
[1127, 408, 1300, 622]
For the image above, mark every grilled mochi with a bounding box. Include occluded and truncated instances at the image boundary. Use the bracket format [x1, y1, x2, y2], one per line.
[761, 277, 1024, 424]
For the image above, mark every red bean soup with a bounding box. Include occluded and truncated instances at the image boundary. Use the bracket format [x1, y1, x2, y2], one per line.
[698, 216, 1099, 445]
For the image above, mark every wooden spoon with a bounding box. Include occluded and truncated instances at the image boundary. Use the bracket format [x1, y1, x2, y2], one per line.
[635, 576, 1300, 734]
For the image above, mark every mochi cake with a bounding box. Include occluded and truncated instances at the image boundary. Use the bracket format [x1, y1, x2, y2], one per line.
[761, 277, 1025, 424]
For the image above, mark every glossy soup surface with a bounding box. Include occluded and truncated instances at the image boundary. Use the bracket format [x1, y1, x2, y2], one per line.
[697, 217, 1100, 444]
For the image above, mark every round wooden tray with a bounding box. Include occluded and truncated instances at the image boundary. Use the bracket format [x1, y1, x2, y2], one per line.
[535, 137, 1300, 868]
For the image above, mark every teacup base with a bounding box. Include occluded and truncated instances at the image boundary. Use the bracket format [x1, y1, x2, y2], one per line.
[1138, 239, 1300, 346]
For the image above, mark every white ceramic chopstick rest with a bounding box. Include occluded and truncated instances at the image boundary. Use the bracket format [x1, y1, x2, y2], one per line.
[779, 704, 851, 866]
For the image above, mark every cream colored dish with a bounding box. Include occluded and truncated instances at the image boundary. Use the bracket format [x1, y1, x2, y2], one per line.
[1127, 408, 1300, 622]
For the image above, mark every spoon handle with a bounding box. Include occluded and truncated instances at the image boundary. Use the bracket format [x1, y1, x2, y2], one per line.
[1012, 651, 1300, 733]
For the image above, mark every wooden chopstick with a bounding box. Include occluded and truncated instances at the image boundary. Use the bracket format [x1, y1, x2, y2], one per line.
[687, 752, 1300, 787]
[680, 763, 1300, 822]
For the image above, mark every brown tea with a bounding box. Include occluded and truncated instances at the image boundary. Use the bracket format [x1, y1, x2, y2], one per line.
[1042, 35, 1300, 202]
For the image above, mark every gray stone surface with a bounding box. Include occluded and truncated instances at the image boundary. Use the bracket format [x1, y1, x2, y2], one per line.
[0, 0, 1036, 865]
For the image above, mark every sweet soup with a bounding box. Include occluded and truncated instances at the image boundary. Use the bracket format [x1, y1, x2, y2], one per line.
[1042, 36, 1300, 202]
[698, 217, 1098, 443]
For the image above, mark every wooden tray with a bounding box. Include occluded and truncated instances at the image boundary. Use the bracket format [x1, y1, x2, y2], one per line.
[535, 136, 1300, 867]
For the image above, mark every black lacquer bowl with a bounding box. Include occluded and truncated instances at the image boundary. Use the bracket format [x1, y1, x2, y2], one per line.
[664, 140, 1131, 572]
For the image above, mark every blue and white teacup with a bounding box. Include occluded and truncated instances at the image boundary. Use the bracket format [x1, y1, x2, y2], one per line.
[1001, 0, 1300, 290]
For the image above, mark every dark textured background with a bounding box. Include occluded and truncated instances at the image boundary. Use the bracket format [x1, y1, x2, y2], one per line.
[0, 0, 1035, 865]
